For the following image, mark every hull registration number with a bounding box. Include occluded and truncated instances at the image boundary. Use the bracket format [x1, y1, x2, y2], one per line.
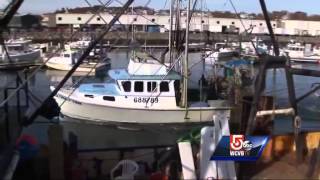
[133, 97, 159, 104]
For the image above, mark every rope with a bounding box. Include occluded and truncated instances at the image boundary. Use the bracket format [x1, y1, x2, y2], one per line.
[228, 0, 259, 56]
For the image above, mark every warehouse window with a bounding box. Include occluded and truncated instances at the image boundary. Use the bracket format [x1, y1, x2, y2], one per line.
[97, 17, 101, 21]
[231, 22, 235, 25]
[260, 23, 263, 26]
[133, 18, 137, 21]
[58, 17, 62, 21]
[216, 21, 220, 24]
[201, 20, 205, 23]
[151, 18, 155, 22]
[78, 17, 82, 21]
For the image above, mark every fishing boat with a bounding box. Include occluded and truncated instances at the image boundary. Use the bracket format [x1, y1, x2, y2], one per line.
[242, 37, 270, 56]
[51, 0, 230, 126]
[45, 46, 110, 72]
[52, 57, 230, 125]
[0, 39, 41, 65]
[282, 43, 320, 63]
[205, 43, 238, 65]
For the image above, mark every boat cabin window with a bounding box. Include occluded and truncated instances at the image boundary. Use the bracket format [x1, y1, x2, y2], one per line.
[84, 94, 94, 98]
[160, 82, 169, 92]
[134, 81, 144, 92]
[122, 81, 131, 92]
[8, 46, 23, 51]
[64, 54, 71, 58]
[103, 96, 115, 101]
[147, 82, 157, 92]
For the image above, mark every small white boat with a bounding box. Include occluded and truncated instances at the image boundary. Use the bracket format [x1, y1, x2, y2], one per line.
[242, 37, 271, 55]
[205, 48, 238, 65]
[204, 42, 239, 65]
[45, 46, 110, 72]
[0, 39, 41, 64]
[282, 43, 320, 63]
[69, 39, 91, 49]
[52, 58, 230, 125]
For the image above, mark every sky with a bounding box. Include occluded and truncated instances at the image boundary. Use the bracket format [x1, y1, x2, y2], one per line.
[1, 0, 320, 15]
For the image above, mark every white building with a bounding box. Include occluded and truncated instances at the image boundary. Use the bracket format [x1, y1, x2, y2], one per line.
[47, 12, 320, 36]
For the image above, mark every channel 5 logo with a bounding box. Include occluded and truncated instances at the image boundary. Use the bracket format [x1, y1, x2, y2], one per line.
[211, 135, 269, 161]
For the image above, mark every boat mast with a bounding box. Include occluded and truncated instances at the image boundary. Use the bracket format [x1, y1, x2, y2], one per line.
[131, 2, 136, 58]
[181, 0, 191, 108]
[169, 0, 174, 65]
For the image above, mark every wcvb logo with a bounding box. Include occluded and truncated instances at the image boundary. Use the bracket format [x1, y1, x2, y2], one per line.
[229, 135, 253, 156]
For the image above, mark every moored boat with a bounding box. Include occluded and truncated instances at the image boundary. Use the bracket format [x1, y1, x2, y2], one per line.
[45, 46, 110, 72]
[0, 38, 41, 67]
[52, 58, 230, 125]
[282, 43, 320, 63]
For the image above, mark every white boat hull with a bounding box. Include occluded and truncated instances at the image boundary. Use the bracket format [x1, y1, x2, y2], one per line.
[54, 92, 230, 125]
[46, 61, 110, 72]
[0, 50, 41, 63]
[290, 57, 320, 63]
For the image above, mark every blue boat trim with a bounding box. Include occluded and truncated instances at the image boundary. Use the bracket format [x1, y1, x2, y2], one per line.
[79, 83, 120, 95]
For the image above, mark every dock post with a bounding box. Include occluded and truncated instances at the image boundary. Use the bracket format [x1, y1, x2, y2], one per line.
[48, 124, 64, 180]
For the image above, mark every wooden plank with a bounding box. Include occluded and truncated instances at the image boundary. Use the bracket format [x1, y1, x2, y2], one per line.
[48, 124, 64, 180]
[200, 127, 217, 179]
[214, 111, 237, 180]
[256, 108, 295, 117]
[178, 142, 197, 180]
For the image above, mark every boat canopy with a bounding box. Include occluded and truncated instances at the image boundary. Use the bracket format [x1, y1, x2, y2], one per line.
[108, 69, 181, 80]
[127, 58, 168, 75]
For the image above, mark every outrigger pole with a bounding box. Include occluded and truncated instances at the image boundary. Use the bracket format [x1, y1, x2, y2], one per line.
[23, 0, 135, 126]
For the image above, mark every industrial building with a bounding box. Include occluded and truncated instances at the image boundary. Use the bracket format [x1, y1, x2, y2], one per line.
[39, 12, 320, 36]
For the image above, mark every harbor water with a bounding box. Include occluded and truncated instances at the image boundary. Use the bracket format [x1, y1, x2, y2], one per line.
[1, 50, 320, 150]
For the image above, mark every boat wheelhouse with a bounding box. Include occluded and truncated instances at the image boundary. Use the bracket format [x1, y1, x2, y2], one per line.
[45, 46, 110, 72]
[280, 43, 320, 63]
[0, 39, 41, 63]
[53, 58, 230, 125]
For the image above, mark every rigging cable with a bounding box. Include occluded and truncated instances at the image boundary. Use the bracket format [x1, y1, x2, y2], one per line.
[228, 0, 259, 56]
[0, 0, 117, 108]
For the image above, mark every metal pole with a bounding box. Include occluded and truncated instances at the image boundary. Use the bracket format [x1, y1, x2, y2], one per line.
[23, 0, 134, 125]
[259, 0, 279, 56]
[4, 89, 10, 142]
[182, 0, 191, 109]
[169, 0, 174, 65]
[16, 76, 21, 123]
